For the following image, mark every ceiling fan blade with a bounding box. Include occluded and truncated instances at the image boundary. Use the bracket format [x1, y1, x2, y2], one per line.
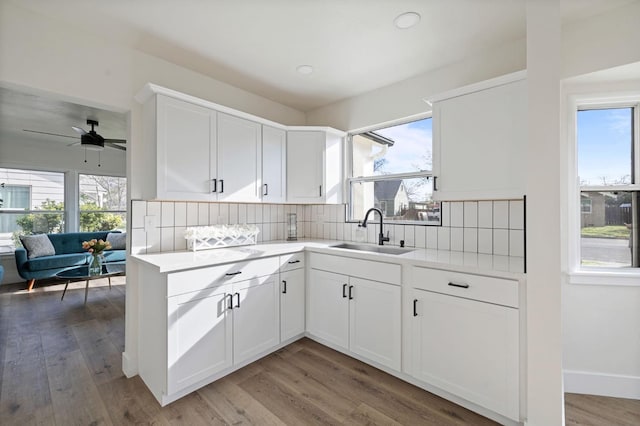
[72, 126, 87, 135]
[104, 142, 126, 151]
[23, 129, 79, 139]
[103, 138, 127, 144]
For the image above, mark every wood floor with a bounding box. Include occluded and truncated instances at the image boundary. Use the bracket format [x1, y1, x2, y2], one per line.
[1, 278, 638, 426]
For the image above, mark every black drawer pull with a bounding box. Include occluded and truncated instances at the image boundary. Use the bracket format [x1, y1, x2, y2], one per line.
[211, 178, 217, 193]
[263, 183, 268, 196]
[448, 282, 469, 289]
[342, 283, 347, 298]
[225, 271, 242, 277]
[234, 292, 240, 308]
[348, 285, 354, 300]
[219, 179, 224, 193]
[413, 299, 418, 317]
[287, 260, 300, 264]
[282, 280, 287, 294]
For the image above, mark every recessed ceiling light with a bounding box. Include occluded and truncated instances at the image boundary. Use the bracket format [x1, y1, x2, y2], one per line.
[296, 65, 314, 75]
[394, 12, 421, 29]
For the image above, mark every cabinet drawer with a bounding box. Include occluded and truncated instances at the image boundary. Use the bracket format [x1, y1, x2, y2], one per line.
[168, 257, 280, 297]
[279, 252, 305, 272]
[309, 253, 400, 285]
[412, 267, 518, 308]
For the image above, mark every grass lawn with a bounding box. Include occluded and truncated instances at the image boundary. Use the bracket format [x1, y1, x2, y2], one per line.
[581, 225, 630, 239]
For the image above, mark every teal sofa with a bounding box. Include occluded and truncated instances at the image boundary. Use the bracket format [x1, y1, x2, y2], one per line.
[15, 231, 126, 291]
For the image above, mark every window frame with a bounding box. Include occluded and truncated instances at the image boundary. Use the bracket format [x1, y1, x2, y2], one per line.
[567, 93, 640, 284]
[345, 114, 441, 225]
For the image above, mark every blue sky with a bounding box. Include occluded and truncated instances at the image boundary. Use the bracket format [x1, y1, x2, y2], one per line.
[577, 108, 632, 186]
[373, 117, 433, 175]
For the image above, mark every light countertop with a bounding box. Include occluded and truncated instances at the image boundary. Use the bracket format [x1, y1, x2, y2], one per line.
[131, 239, 525, 279]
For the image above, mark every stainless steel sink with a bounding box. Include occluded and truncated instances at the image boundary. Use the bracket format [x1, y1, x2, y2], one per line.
[330, 243, 414, 255]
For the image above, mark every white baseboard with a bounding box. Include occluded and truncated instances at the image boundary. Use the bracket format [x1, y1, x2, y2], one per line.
[122, 351, 138, 378]
[563, 370, 640, 399]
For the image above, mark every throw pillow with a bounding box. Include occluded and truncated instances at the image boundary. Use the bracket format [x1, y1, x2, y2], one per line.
[106, 232, 126, 250]
[20, 234, 56, 259]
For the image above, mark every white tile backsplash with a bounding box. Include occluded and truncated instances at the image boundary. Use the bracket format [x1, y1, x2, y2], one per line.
[493, 229, 509, 256]
[450, 202, 464, 227]
[509, 200, 524, 230]
[493, 201, 509, 229]
[130, 198, 525, 257]
[478, 201, 493, 228]
[464, 201, 478, 228]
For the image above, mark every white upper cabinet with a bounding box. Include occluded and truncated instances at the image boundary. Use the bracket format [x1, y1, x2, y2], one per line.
[217, 113, 262, 202]
[154, 95, 216, 201]
[262, 125, 287, 203]
[287, 129, 343, 204]
[431, 72, 527, 201]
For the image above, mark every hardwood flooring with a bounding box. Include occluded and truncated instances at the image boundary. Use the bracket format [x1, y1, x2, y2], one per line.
[0, 278, 638, 425]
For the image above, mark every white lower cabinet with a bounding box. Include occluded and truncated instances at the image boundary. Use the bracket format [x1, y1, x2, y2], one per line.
[308, 267, 401, 371]
[280, 267, 305, 341]
[167, 286, 232, 394]
[408, 267, 520, 421]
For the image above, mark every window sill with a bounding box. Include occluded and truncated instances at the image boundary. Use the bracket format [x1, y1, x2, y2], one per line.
[568, 269, 640, 286]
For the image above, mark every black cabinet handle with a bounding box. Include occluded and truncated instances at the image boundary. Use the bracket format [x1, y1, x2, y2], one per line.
[227, 294, 234, 310]
[287, 260, 300, 264]
[413, 299, 418, 317]
[234, 292, 240, 308]
[219, 179, 224, 193]
[448, 282, 469, 289]
[319, 185, 322, 197]
[263, 183, 268, 196]
[282, 280, 287, 294]
[342, 283, 347, 298]
[225, 271, 242, 277]
[348, 285, 354, 300]
[211, 178, 217, 193]
[433, 176, 438, 191]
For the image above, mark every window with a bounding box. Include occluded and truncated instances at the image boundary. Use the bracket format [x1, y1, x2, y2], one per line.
[348, 117, 440, 224]
[0, 168, 65, 253]
[79, 174, 126, 232]
[577, 106, 639, 268]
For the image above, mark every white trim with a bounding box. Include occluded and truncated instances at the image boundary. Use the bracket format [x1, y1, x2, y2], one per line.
[563, 370, 640, 399]
[568, 270, 640, 286]
[426, 70, 527, 104]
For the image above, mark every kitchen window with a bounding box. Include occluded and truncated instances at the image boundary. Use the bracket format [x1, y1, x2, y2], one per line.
[576, 105, 639, 269]
[347, 117, 440, 225]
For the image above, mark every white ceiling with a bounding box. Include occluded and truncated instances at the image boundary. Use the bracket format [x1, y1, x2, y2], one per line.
[1, 0, 636, 149]
[8, 0, 637, 112]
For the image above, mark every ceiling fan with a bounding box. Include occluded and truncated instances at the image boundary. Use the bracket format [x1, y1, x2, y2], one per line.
[23, 119, 126, 151]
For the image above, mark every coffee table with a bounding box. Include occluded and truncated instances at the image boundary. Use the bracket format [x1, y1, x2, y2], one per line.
[57, 262, 126, 304]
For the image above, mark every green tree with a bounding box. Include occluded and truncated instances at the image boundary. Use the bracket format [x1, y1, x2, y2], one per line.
[79, 202, 124, 231]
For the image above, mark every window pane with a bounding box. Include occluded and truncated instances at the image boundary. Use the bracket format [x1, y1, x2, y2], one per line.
[577, 108, 633, 186]
[580, 191, 637, 267]
[352, 118, 432, 177]
[0, 168, 65, 252]
[79, 174, 126, 232]
[350, 177, 440, 224]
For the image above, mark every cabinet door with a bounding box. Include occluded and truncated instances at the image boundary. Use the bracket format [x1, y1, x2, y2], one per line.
[307, 269, 349, 349]
[349, 278, 401, 371]
[217, 112, 262, 202]
[410, 288, 519, 420]
[280, 268, 305, 341]
[433, 78, 526, 200]
[287, 131, 324, 203]
[262, 125, 286, 203]
[167, 287, 232, 394]
[232, 275, 280, 365]
[156, 95, 216, 200]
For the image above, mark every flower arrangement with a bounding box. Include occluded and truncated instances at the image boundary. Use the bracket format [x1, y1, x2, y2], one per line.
[82, 239, 112, 254]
